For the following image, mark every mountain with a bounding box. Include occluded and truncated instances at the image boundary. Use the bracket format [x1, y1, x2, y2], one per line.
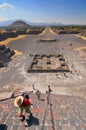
[22, 20, 64, 26]
[7, 20, 30, 29]
[0, 19, 64, 27]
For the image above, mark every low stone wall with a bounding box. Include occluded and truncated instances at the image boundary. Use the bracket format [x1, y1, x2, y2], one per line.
[51, 28, 80, 34]
[0, 29, 44, 41]
[0, 32, 18, 41]
[27, 29, 44, 35]
[58, 30, 79, 34]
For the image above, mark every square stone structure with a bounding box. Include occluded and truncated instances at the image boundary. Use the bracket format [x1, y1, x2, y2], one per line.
[28, 54, 70, 73]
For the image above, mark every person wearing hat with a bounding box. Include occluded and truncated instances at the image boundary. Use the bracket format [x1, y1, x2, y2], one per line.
[14, 94, 32, 122]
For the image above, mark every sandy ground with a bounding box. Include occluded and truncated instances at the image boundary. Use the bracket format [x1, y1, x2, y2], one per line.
[49, 28, 57, 35]
[0, 35, 27, 45]
[39, 28, 47, 36]
[12, 50, 23, 59]
[74, 35, 86, 50]
[77, 34, 86, 40]
[74, 47, 86, 51]
[0, 35, 26, 56]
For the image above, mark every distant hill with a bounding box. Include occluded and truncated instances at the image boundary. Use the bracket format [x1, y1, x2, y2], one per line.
[7, 20, 30, 29]
[0, 20, 14, 27]
[0, 19, 64, 27]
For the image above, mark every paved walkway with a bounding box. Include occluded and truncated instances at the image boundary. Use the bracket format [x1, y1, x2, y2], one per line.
[0, 93, 86, 130]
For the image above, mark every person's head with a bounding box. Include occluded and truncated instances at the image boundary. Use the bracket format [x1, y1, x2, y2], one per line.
[48, 85, 50, 88]
[14, 96, 24, 107]
[22, 92, 29, 99]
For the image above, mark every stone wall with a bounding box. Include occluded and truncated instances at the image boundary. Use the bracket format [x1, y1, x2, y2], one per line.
[58, 30, 79, 34]
[0, 28, 44, 41]
[27, 28, 44, 35]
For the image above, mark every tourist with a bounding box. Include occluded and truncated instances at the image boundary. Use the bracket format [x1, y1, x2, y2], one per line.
[48, 85, 53, 94]
[46, 85, 53, 105]
[14, 93, 32, 122]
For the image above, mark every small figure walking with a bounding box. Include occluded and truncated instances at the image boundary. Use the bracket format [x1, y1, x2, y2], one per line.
[14, 93, 32, 122]
[48, 85, 53, 94]
[32, 85, 41, 100]
[32, 84, 36, 90]
[35, 90, 41, 100]
[64, 72, 68, 78]
[46, 85, 53, 105]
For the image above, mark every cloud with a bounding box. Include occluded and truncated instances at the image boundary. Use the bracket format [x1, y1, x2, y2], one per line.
[0, 3, 14, 9]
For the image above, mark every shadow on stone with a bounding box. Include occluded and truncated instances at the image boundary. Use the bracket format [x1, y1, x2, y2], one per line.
[0, 124, 7, 130]
[25, 115, 39, 127]
[39, 98, 45, 101]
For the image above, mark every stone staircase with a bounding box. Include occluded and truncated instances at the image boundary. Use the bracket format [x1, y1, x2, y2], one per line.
[0, 93, 86, 130]
[0, 45, 15, 67]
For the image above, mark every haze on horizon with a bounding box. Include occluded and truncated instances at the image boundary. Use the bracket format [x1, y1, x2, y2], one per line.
[0, 0, 86, 25]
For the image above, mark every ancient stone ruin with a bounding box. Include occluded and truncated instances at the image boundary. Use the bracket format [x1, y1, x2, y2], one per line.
[40, 38, 56, 42]
[0, 45, 15, 67]
[28, 54, 70, 73]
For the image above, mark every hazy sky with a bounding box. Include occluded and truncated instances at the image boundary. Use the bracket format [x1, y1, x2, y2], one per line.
[0, 0, 86, 24]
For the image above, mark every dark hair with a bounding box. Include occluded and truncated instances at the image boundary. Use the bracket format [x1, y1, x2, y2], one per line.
[22, 92, 29, 99]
